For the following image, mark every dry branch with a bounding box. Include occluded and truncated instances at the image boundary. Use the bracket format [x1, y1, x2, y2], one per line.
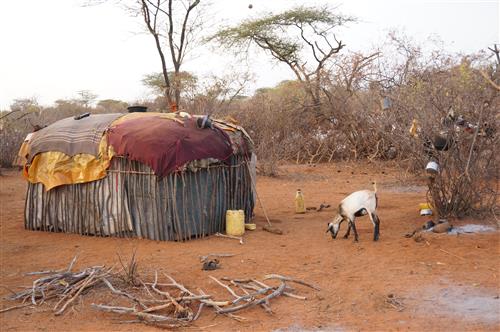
[215, 232, 244, 244]
[7, 257, 112, 316]
[263, 274, 321, 290]
[0, 303, 32, 313]
[252, 279, 306, 300]
[91, 304, 188, 327]
[217, 282, 286, 314]
[101, 277, 147, 310]
[54, 270, 97, 315]
[199, 253, 236, 262]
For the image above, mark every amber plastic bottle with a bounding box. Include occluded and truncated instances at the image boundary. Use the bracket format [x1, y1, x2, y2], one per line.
[295, 189, 306, 214]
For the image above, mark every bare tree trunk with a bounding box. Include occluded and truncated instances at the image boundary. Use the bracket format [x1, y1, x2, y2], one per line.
[140, 0, 201, 111]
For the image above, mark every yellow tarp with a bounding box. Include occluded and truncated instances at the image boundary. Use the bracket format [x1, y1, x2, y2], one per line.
[24, 135, 115, 191]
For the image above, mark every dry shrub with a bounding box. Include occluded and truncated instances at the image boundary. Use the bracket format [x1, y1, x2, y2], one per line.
[218, 35, 499, 218]
[378, 49, 499, 218]
[116, 250, 140, 287]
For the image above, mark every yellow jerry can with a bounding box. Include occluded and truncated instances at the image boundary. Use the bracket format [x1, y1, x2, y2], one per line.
[226, 210, 245, 236]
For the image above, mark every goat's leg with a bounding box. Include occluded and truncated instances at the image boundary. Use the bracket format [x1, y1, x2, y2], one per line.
[369, 212, 380, 241]
[343, 223, 351, 239]
[373, 213, 380, 241]
[349, 219, 359, 242]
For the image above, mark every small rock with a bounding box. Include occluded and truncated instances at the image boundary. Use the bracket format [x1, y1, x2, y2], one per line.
[202, 259, 220, 271]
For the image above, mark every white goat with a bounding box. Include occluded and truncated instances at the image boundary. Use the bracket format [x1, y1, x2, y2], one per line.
[326, 183, 380, 242]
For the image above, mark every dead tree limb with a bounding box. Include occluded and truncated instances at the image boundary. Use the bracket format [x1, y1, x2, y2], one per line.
[263, 274, 320, 291]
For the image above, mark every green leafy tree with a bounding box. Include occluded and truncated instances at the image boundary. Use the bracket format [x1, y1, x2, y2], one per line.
[210, 6, 355, 113]
[74, 90, 98, 108]
[142, 71, 198, 100]
[97, 99, 129, 113]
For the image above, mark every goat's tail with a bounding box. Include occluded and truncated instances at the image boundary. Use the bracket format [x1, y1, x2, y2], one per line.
[372, 180, 377, 193]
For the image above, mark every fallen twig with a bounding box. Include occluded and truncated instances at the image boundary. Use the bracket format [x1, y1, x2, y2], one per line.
[0, 303, 32, 313]
[209, 276, 241, 299]
[263, 274, 320, 291]
[54, 270, 97, 315]
[101, 277, 147, 310]
[91, 304, 188, 327]
[215, 232, 243, 244]
[439, 248, 465, 261]
[198, 289, 246, 322]
[200, 253, 236, 262]
[217, 282, 286, 314]
[252, 279, 306, 300]
[385, 294, 405, 312]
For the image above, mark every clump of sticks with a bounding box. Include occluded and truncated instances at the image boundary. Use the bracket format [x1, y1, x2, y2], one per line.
[3, 255, 112, 316]
[2, 255, 320, 328]
[212, 274, 319, 316]
[91, 273, 320, 326]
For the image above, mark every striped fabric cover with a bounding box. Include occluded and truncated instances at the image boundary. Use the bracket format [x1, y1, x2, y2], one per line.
[28, 113, 123, 161]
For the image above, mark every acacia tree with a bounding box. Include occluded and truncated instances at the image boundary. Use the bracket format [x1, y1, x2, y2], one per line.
[139, 0, 202, 110]
[142, 71, 198, 101]
[209, 6, 355, 114]
[75, 90, 98, 108]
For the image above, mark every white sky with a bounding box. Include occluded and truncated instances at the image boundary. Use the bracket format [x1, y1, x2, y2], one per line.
[0, 0, 498, 109]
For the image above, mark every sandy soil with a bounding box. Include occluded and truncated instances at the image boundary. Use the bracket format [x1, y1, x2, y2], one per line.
[1, 162, 499, 332]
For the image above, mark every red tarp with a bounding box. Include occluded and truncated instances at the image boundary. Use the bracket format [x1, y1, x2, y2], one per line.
[107, 116, 234, 177]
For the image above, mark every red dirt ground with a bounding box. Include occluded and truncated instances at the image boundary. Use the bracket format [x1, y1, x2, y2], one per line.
[1, 162, 499, 331]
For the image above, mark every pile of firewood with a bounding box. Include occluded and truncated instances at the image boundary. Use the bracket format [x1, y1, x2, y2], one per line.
[1, 256, 320, 328]
[4, 256, 112, 316]
[91, 272, 319, 327]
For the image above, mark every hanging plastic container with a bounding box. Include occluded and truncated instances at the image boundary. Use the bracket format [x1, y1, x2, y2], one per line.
[295, 189, 306, 214]
[226, 210, 245, 236]
[420, 208, 433, 216]
[425, 161, 439, 174]
[382, 97, 392, 110]
[419, 203, 432, 210]
[409, 119, 418, 137]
